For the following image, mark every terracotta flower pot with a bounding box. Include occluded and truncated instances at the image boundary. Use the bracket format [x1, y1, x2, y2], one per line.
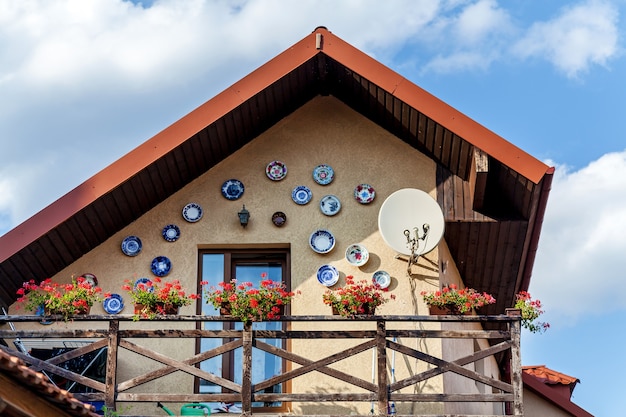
[428, 305, 470, 315]
[331, 304, 376, 316]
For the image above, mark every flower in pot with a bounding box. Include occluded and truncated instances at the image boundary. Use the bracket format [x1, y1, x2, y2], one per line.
[204, 274, 298, 323]
[515, 291, 549, 333]
[122, 277, 199, 320]
[421, 283, 496, 315]
[16, 277, 109, 321]
[322, 275, 395, 317]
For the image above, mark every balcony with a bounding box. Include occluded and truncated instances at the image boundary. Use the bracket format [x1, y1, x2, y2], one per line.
[0, 312, 522, 417]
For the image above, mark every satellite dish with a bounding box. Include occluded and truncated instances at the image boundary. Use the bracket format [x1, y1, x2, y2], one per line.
[378, 188, 445, 256]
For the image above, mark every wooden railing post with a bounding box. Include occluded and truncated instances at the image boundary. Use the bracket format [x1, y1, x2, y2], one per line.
[506, 308, 523, 416]
[241, 321, 253, 415]
[105, 319, 119, 411]
[376, 320, 388, 416]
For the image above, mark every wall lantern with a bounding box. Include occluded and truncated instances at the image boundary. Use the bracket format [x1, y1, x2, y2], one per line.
[238, 205, 250, 228]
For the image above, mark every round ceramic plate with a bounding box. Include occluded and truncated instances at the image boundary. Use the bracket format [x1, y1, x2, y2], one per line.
[320, 194, 341, 216]
[162, 224, 181, 242]
[103, 294, 125, 314]
[134, 277, 153, 292]
[221, 179, 245, 200]
[292, 185, 312, 205]
[345, 244, 369, 266]
[182, 203, 203, 223]
[78, 273, 98, 287]
[317, 264, 339, 287]
[35, 305, 53, 325]
[266, 160, 287, 181]
[272, 211, 287, 227]
[354, 184, 376, 204]
[313, 164, 335, 185]
[309, 229, 335, 254]
[151, 256, 172, 277]
[121, 236, 142, 256]
[372, 271, 391, 289]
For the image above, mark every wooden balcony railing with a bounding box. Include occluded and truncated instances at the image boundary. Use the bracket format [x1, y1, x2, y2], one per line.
[0, 311, 522, 417]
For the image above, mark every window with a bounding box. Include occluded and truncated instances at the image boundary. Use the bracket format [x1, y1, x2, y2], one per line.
[197, 248, 290, 410]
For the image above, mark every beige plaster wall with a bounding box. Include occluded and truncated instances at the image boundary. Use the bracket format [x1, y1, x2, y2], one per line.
[12, 96, 457, 415]
[524, 389, 575, 417]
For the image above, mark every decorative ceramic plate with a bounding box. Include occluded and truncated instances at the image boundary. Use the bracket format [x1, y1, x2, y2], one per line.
[320, 194, 341, 216]
[121, 236, 142, 256]
[151, 256, 172, 277]
[354, 184, 376, 204]
[182, 203, 203, 223]
[317, 264, 339, 287]
[134, 277, 153, 292]
[345, 244, 369, 267]
[292, 185, 312, 205]
[35, 305, 53, 325]
[313, 164, 335, 185]
[221, 179, 245, 200]
[162, 224, 181, 242]
[372, 271, 391, 289]
[266, 160, 287, 181]
[272, 211, 287, 227]
[103, 294, 125, 314]
[78, 273, 98, 287]
[309, 229, 335, 254]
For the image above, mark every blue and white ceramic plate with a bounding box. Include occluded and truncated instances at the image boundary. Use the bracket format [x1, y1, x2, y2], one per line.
[162, 224, 181, 242]
[266, 160, 287, 181]
[121, 236, 142, 256]
[103, 294, 125, 314]
[320, 195, 341, 216]
[292, 185, 312, 205]
[345, 244, 369, 267]
[182, 203, 203, 223]
[309, 229, 335, 254]
[151, 256, 172, 277]
[354, 184, 376, 204]
[313, 164, 334, 185]
[134, 277, 153, 292]
[317, 264, 339, 287]
[221, 179, 245, 200]
[372, 271, 391, 289]
[35, 305, 53, 325]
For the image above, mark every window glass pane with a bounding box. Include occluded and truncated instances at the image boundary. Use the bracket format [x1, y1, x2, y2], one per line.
[199, 253, 224, 394]
[198, 252, 286, 408]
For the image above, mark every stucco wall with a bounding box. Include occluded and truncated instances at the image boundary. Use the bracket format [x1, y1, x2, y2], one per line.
[524, 389, 575, 417]
[11, 96, 482, 415]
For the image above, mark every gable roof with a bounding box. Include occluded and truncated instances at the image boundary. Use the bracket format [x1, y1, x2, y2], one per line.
[0, 27, 553, 314]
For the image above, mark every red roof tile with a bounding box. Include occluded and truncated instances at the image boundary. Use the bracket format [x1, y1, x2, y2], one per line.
[0, 348, 100, 417]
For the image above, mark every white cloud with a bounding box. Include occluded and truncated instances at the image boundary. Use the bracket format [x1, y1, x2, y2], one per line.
[418, 0, 514, 73]
[512, 0, 619, 78]
[531, 151, 626, 325]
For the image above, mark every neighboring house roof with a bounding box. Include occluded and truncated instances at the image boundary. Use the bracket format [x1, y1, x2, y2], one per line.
[523, 365, 593, 417]
[0, 348, 100, 417]
[0, 27, 553, 314]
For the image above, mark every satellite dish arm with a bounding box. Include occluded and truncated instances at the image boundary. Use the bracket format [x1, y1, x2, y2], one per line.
[404, 224, 430, 274]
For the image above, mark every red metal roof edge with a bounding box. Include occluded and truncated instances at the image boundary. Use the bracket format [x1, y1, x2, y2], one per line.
[316, 27, 552, 185]
[0, 348, 100, 416]
[523, 372, 593, 417]
[518, 166, 554, 293]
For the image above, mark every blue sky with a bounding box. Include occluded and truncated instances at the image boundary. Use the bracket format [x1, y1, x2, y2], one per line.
[1, 1, 623, 414]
